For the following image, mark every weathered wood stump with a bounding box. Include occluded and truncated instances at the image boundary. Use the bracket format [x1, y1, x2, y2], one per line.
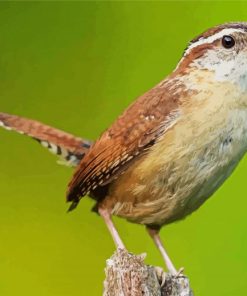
[103, 249, 193, 296]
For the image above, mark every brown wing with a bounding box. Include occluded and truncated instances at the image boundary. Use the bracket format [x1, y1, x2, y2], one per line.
[0, 112, 92, 167]
[67, 80, 182, 205]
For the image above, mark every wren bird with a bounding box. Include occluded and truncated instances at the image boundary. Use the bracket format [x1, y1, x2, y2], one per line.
[1, 22, 247, 274]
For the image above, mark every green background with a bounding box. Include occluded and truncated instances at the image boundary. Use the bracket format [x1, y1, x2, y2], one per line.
[0, 1, 247, 295]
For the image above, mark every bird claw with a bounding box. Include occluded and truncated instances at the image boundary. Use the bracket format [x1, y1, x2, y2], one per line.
[175, 267, 185, 277]
[154, 266, 185, 287]
[154, 266, 166, 286]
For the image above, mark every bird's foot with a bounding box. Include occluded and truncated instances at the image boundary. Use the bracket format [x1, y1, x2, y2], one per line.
[154, 266, 166, 286]
[175, 267, 184, 277]
[154, 266, 185, 287]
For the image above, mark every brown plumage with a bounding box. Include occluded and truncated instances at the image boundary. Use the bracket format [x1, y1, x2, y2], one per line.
[2, 22, 247, 274]
[65, 22, 247, 273]
[67, 23, 247, 208]
[67, 80, 184, 205]
[0, 112, 92, 166]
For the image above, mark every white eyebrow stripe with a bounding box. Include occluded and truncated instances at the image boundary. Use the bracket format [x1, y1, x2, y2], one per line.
[185, 28, 245, 55]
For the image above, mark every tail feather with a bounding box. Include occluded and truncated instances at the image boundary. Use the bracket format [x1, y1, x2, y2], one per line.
[0, 112, 93, 167]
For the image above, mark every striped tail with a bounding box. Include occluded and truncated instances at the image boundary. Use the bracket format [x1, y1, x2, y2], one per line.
[0, 112, 93, 167]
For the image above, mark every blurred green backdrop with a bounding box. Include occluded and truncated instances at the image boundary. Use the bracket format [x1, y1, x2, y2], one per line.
[0, 1, 247, 295]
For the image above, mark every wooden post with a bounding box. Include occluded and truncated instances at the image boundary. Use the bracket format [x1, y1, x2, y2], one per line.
[103, 249, 193, 296]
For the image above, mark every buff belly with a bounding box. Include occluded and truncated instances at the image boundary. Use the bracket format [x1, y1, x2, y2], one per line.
[101, 108, 247, 227]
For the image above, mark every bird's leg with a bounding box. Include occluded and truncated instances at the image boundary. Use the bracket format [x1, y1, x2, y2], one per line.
[98, 207, 125, 249]
[147, 226, 177, 275]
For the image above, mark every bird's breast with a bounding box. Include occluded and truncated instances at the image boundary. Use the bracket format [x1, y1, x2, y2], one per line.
[101, 89, 247, 226]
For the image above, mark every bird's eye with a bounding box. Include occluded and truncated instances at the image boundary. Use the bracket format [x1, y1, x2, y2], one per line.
[222, 35, 235, 49]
